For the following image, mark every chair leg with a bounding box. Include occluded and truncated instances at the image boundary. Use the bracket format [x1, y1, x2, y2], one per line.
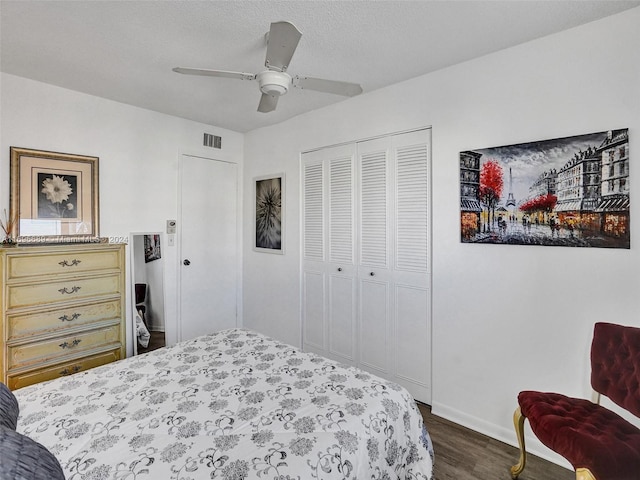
[576, 468, 597, 480]
[510, 406, 527, 479]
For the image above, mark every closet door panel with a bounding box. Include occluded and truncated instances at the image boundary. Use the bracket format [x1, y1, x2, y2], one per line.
[358, 138, 390, 270]
[357, 138, 392, 375]
[303, 159, 325, 263]
[390, 129, 432, 402]
[302, 153, 326, 351]
[327, 148, 357, 361]
[303, 271, 325, 351]
[328, 274, 356, 362]
[359, 278, 390, 373]
[303, 145, 356, 357]
[395, 285, 430, 387]
[329, 154, 355, 265]
[394, 134, 430, 278]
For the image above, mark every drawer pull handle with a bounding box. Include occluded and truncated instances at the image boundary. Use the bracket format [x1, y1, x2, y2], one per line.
[60, 365, 82, 376]
[59, 286, 81, 295]
[59, 339, 82, 349]
[59, 259, 82, 267]
[59, 313, 81, 322]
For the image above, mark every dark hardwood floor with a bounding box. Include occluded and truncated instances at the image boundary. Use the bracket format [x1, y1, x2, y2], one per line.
[418, 403, 573, 480]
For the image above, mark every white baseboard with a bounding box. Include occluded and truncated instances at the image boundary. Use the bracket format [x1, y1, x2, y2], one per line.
[431, 402, 572, 471]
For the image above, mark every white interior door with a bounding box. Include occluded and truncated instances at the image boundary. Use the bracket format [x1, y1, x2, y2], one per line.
[179, 155, 238, 341]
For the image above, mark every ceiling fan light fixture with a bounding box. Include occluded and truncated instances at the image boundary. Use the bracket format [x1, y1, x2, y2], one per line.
[173, 21, 362, 113]
[258, 70, 291, 96]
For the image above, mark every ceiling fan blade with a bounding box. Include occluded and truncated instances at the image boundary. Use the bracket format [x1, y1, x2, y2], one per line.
[294, 76, 363, 96]
[265, 21, 302, 72]
[258, 93, 279, 113]
[173, 67, 256, 81]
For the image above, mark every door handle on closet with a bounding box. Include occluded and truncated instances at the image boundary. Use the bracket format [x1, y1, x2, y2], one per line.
[370, 272, 375, 276]
[337, 267, 342, 272]
[183, 259, 191, 266]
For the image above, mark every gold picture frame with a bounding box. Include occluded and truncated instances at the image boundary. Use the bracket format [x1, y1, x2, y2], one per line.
[10, 147, 99, 243]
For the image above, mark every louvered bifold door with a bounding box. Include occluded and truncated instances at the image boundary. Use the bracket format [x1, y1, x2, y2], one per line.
[302, 144, 357, 363]
[357, 137, 392, 376]
[327, 146, 357, 363]
[302, 151, 326, 352]
[302, 129, 432, 404]
[391, 129, 431, 403]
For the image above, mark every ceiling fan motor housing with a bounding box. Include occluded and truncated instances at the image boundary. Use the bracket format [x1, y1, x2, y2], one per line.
[258, 70, 291, 96]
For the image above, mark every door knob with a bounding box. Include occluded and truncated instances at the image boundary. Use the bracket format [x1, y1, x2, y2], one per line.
[370, 271, 375, 276]
[183, 259, 191, 266]
[337, 267, 342, 272]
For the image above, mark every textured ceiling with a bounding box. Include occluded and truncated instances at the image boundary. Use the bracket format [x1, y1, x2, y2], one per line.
[1, 0, 638, 133]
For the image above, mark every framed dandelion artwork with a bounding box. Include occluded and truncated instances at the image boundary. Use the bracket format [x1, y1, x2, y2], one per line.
[254, 174, 284, 254]
[10, 147, 99, 243]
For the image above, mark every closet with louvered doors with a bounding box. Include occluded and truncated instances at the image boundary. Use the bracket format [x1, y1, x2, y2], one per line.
[302, 128, 431, 404]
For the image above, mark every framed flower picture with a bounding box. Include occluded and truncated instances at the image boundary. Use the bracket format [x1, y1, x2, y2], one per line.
[254, 174, 284, 254]
[10, 147, 99, 243]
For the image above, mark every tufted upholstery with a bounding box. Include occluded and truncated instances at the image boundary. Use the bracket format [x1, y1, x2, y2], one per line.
[518, 391, 640, 480]
[591, 322, 640, 417]
[512, 322, 640, 480]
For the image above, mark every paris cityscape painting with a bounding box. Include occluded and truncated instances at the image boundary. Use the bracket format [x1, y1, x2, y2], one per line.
[460, 129, 629, 248]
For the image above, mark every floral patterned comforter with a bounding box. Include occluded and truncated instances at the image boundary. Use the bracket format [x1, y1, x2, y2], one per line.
[15, 329, 434, 480]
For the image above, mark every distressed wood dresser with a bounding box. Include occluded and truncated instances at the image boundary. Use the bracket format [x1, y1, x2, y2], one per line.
[0, 243, 126, 389]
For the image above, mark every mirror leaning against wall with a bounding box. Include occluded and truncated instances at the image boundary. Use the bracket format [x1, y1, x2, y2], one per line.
[130, 233, 166, 355]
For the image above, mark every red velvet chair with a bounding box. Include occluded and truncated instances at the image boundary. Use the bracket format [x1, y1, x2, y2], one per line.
[510, 322, 640, 480]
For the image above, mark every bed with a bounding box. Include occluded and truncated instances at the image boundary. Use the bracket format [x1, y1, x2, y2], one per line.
[135, 310, 151, 349]
[8, 328, 434, 479]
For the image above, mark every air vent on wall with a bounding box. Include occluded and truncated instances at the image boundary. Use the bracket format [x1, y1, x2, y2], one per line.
[203, 133, 222, 149]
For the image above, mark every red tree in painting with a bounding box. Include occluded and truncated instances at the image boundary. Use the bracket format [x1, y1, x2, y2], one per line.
[479, 160, 504, 231]
[520, 194, 557, 214]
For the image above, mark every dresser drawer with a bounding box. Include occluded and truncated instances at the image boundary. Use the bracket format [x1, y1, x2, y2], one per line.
[6, 299, 122, 341]
[7, 349, 121, 390]
[7, 324, 121, 370]
[7, 274, 121, 309]
[6, 248, 121, 280]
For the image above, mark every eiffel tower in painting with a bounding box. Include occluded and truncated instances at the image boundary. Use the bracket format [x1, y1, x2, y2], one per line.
[506, 167, 516, 208]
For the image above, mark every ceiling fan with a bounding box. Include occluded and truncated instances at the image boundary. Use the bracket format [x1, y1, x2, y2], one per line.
[173, 21, 363, 113]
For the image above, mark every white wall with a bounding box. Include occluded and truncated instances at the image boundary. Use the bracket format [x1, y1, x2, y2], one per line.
[243, 7, 640, 468]
[0, 74, 244, 355]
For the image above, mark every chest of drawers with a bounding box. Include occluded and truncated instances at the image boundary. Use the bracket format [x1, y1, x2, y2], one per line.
[0, 243, 126, 389]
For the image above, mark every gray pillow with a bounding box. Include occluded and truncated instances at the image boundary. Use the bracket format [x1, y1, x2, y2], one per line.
[0, 425, 65, 480]
[0, 382, 19, 430]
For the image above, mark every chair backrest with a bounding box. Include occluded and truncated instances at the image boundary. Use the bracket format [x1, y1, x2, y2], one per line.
[135, 283, 147, 304]
[590, 322, 640, 417]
